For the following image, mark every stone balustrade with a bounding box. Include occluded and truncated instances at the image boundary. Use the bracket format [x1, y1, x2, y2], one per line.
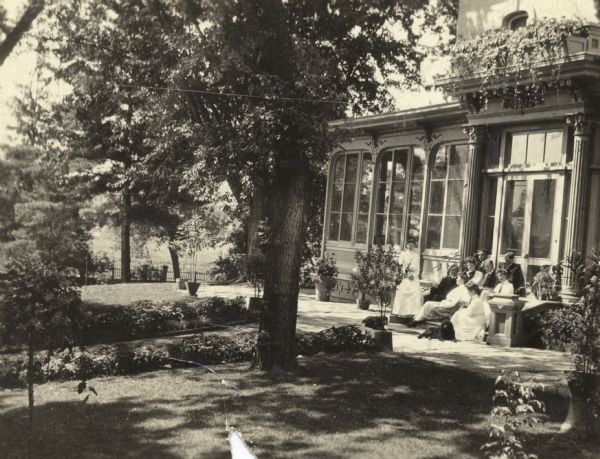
[487, 294, 527, 347]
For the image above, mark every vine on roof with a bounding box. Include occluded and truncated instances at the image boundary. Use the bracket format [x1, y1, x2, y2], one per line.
[445, 18, 589, 111]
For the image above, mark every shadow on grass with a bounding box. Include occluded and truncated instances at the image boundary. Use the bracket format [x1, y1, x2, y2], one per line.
[0, 353, 594, 458]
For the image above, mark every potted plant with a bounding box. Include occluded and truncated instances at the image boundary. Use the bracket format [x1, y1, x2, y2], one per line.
[355, 244, 408, 352]
[531, 264, 561, 301]
[559, 279, 600, 439]
[311, 254, 338, 302]
[350, 255, 371, 310]
[176, 216, 205, 297]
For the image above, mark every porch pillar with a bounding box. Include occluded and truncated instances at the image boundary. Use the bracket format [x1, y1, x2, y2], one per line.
[562, 114, 594, 299]
[460, 126, 486, 262]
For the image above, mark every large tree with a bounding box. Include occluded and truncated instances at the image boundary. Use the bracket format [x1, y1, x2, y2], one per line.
[0, 0, 45, 67]
[154, 0, 431, 370]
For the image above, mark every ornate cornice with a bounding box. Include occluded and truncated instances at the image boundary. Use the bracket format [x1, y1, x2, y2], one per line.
[462, 125, 487, 144]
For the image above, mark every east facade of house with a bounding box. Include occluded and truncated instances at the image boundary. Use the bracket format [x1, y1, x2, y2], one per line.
[322, 0, 600, 301]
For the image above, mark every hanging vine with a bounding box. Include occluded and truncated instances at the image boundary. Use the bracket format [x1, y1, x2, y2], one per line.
[445, 19, 589, 111]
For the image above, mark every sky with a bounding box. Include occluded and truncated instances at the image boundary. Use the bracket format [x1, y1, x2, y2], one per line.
[0, 0, 447, 147]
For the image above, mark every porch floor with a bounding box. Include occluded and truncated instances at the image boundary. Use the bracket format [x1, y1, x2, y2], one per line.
[193, 283, 572, 390]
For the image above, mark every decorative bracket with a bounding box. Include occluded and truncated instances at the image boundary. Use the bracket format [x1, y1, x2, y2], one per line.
[416, 126, 441, 152]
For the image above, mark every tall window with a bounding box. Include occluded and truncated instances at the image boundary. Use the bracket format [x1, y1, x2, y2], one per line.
[408, 147, 426, 245]
[374, 150, 408, 245]
[425, 144, 468, 250]
[328, 152, 372, 243]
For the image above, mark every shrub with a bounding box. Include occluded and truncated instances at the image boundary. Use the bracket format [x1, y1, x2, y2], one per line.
[211, 254, 245, 281]
[0, 326, 377, 387]
[481, 371, 545, 459]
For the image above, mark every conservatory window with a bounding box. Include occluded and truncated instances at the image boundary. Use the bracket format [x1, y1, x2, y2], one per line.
[328, 152, 373, 243]
[425, 144, 468, 250]
[506, 130, 563, 165]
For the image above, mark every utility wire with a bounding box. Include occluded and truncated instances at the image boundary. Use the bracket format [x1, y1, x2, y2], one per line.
[115, 83, 347, 105]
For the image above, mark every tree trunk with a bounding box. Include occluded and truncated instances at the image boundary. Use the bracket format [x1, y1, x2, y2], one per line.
[168, 244, 180, 280]
[255, 166, 306, 370]
[121, 189, 131, 282]
[27, 326, 34, 459]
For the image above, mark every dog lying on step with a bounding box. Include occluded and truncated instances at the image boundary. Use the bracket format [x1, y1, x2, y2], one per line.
[362, 315, 388, 330]
[417, 319, 456, 341]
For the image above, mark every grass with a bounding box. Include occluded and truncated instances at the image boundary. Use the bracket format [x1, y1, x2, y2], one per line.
[81, 283, 198, 306]
[1, 353, 597, 459]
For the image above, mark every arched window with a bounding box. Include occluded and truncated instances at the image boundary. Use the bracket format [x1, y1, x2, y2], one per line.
[373, 147, 425, 247]
[328, 151, 373, 243]
[425, 144, 468, 250]
[503, 11, 528, 31]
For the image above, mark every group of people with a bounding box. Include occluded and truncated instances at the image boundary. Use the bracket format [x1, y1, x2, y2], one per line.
[391, 244, 527, 341]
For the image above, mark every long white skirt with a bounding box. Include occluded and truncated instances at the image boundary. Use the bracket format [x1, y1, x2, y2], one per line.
[392, 279, 422, 316]
[451, 310, 486, 341]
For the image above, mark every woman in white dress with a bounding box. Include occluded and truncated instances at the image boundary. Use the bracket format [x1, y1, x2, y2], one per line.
[411, 272, 471, 322]
[492, 268, 515, 295]
[392, 238, 422, 316]
[451, 283, 488, 341]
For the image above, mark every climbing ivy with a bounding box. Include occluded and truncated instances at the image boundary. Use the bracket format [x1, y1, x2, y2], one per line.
[445, 19, 589, 111]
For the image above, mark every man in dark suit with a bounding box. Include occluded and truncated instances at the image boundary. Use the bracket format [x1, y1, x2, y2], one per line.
[480, 259, 498, 289]
[504, 252, 526, 296]
[424, 264, 459, 302]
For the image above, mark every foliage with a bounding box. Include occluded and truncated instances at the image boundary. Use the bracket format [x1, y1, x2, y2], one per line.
[352, 245, 409, 329]
[210, 254, 245, 282]
[0, 326, 376, 387]
[296, 326, 377, 356]
[531, 266, 560, 301]
[0, 255, 82, 351]
[311, 254, 338, 294]
[481, 371, 545, 459]
[569, 284, 600, 375]
[447, 19, 589, 111]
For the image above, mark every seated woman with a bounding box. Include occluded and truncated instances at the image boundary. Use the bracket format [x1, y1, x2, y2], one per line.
[492, 268, 514, 295]
[424, 264, 459, 302]
[392, 238, 422, 316]
[451, 283, 488, 341]
[464, 257, 484, 285]
[411, 272, 470, 323]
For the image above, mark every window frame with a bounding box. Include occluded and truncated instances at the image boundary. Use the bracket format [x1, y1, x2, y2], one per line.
[325, 150, 373, 247]
[422, 142, 469, 255]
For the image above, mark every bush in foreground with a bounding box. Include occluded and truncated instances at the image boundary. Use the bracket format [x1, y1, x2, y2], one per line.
[0, 326, 375, 387]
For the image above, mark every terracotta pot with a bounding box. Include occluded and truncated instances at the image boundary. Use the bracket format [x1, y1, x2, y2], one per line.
[315, 282, 330, 302]
[175, 278, 186, 290]
[186, 281, 200, 296]
[356, 295, 370, 310]
[560, 372, 600, 439]
[373, 330, 393, 352]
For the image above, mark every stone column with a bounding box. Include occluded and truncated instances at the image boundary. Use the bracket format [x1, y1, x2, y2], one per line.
[460, 126, 486, 262]
[562, 114, 594, 298]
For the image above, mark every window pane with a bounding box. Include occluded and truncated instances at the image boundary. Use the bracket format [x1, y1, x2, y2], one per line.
[482, 178, 498, 252]
[448, 145, 468, 179]
[443, 216, 461, 249]
[445, 180, 464, 214]
[373, 215, 387, 245]
[387, 213, 403, 246]
[328, 213, 340, 241]
[356, 214, 369, 244]
[408, 214, 420, 245]
[529, 179, 556, 258]
[345, 154, 358, 183]
[413, 147, 426, 180]
[526, 133, 545, 164]
[361, 153, 373, 183]
[342, 183, 356, 212]
[393, 151, 408, 181]
[426, 216, 442, 249]
[501, 180, 526, 255]
[432, 147, 447, 179]
[376, 183, 389, 214]
[488, 132, 501, 167]
[408, 182, 422, 247]
[379, 151, 393, 182]
[340, 213, 353, 241]
[544, 131, 563, 163]
[331, 184, 343, 212]
[429, 181, 445, 214]
[358, 183, 370, 213]
[509, 134, 527, 164]
[333, 156, 345, 182]
[390, 181, 405, 214]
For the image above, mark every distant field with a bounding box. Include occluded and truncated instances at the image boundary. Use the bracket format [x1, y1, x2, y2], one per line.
[81, 283, 194, 306]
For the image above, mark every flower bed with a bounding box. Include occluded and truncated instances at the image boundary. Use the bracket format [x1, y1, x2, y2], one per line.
[0, 326, 376, 387]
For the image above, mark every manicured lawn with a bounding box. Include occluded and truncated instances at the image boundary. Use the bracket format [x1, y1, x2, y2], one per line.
[81, 282, 195, 306]
[1, 353, 597, 458]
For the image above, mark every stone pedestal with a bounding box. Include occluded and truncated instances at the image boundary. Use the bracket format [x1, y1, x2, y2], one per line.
[487, 294, 526, 347]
